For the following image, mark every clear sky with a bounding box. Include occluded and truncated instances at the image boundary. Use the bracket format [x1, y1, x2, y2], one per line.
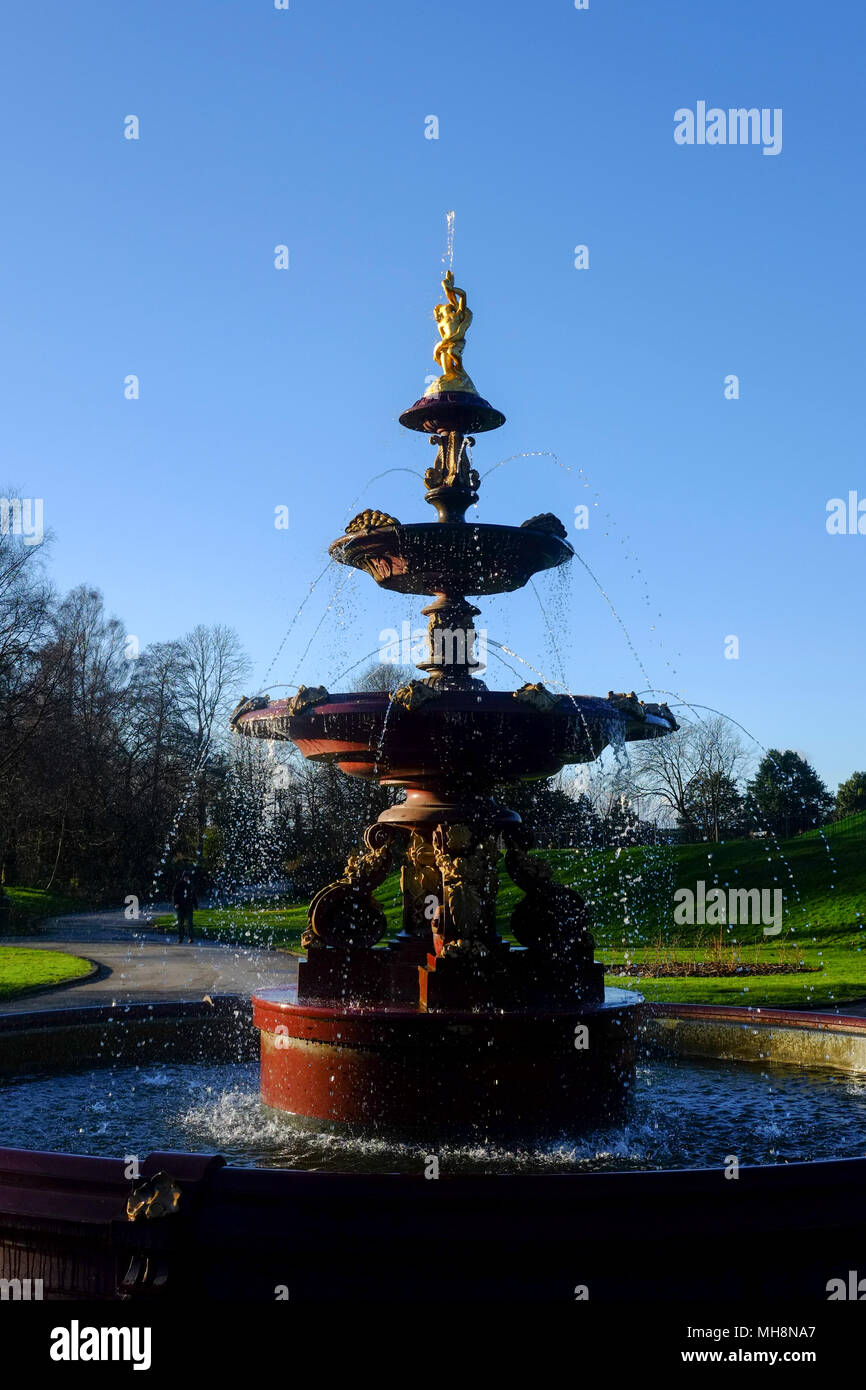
[1, 0, 862, 790]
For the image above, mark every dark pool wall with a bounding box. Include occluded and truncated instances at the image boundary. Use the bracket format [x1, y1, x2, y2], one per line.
[0, 997, 257, 1076]
[2, 1144, 866, 1300]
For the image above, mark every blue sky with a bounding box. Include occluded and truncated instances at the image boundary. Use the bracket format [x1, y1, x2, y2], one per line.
[1, 0, 863, 790]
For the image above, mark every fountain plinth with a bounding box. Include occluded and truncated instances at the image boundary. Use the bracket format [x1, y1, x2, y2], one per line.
[236, 269, 678, 1136]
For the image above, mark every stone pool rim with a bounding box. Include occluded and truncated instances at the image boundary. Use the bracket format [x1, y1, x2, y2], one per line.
[2, 993, 866, 1073]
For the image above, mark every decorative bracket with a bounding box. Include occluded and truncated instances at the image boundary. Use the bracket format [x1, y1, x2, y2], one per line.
[304, 823, 396, 951]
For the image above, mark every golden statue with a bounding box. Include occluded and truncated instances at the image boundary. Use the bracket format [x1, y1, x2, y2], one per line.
[431, 271, 476, 394]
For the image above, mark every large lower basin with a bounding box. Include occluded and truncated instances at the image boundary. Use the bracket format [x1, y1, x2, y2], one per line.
[1, 999, 865, 1301]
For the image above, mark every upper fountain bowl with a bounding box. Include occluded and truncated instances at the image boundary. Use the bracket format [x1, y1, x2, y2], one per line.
[330, 519, 573, 596]
[399, 389, 505, 435]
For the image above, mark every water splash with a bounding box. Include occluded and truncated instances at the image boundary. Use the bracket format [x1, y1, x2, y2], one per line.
[480, 449, 560, 482]
[4, 1060, 866, 1174]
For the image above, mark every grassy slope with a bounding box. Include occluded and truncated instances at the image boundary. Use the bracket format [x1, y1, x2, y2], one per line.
[0, 946, 93, 1000]
[2, 888, 87, 932]
[537, 813, 866, 1007]
[154, 814, 866, 1008]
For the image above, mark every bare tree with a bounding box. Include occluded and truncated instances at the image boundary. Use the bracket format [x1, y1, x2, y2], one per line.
[0, 513, 56, 776]
[628, 716, 750, 841]
[175, 625, 250, 855]
[350, 661, 414, 693]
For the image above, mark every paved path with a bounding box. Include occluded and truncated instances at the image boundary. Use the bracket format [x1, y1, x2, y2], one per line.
[0, 909, 298, 1014]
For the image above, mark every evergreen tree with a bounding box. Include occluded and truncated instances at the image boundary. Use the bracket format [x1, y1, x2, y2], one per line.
[746, 749, 833, 837]
[836, 771, 866, 819]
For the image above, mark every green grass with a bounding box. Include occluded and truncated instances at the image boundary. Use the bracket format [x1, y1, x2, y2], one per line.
[153, 903, 312, 950]
[530, 812, 866, 1008]
[152, 879, 405, 951]
[0, 946, 93, 1000]
[1, 888, 87, 934]
[154, 814, 866, 1009]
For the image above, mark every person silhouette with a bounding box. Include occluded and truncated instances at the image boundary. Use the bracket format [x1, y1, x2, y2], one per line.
[172, 872, 198, 944]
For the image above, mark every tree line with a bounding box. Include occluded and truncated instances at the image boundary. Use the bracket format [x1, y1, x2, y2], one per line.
[620, 715, 855, 843]
[0, 514, 250, 896]
[1, 511, 862, 904]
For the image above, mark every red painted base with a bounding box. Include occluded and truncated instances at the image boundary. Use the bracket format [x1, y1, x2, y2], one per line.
[252, 986, 641, 1137]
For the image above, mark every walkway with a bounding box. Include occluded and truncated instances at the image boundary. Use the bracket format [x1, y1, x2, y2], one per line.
[0, 909, 298, 1014]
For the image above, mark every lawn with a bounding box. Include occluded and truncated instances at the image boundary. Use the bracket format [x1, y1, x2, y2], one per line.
[153, 902, 312, 949]
[1, 887, 89, 934]
[152, 883, 404, 951]
[153, 814, 866, 1009]
[531, 813, 866, 1007]
[0, 946, 93, 1000]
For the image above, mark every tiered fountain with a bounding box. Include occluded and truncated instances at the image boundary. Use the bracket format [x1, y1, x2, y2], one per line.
[2, 273, 866, 1303]
[234, 270, 678, 1136]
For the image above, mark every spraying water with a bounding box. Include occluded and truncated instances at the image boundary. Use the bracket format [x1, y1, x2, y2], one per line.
[444, 210, 455, 273]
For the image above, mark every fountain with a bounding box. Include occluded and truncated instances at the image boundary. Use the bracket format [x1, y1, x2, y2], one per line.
[233, 270, 679, 1135]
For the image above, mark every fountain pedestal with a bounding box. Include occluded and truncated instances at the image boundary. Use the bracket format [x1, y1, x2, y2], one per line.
[252, 986, 640, 1137]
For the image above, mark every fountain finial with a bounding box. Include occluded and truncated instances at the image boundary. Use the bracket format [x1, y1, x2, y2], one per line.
[431, 271, 476, 395]
[399, 270, 505, 436]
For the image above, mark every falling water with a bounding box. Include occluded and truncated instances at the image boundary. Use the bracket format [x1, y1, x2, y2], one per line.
[259, 560, 336, 689]
[342, 468, 425, 527]
[478, 446, 680, 686]
[444, 210, 455, 272]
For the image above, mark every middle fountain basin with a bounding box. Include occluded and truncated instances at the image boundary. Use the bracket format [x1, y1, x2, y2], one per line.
[236, 690, 676, 783]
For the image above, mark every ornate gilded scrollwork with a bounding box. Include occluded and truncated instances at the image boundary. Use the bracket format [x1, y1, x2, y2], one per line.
[229, 693, 270, 729]
[431, 823, 499, 956]
[512, 682, 561, 713]
[286, 685, 330, 716]
[400, 829, 441, 933]
[304, 823, 396, 951]
[126, 1172, 183, 1222]
[642, 700, 678, 730]
[606, 692, 677, 731]
[424, 432, 479, 494]
[519, 512, 568, 540]
[390, 678, 441, 712]
[606, 690, 644, 720]
[344, 509, 400, 535]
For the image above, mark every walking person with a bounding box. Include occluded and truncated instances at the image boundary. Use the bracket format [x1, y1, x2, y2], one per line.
[172, 872, 198, 943]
